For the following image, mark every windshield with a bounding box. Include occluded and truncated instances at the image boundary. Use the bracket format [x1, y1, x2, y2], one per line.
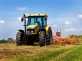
[27, 17, 43, 28]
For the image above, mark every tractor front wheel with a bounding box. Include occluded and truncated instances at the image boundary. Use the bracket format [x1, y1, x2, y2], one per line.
[39, 31, 46, 47]
[16, 32, 24, 46]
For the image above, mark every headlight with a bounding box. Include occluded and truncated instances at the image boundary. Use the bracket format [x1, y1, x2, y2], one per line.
[33, 30, 35, 33]
[27, 29, 35, 33]
[31, 31, 33, 33]
[28, 31, 29, 33]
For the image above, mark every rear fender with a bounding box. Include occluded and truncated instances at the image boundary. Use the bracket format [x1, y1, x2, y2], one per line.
[45, 26, 51, 34]
[39, 26, 52, 35]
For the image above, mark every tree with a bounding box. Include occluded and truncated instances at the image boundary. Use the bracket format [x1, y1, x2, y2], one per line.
[0, 39, 8, 43]
[7, 38, 15, 43]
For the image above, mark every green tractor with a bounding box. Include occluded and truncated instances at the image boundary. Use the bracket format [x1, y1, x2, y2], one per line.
[16, 14, 53, 46]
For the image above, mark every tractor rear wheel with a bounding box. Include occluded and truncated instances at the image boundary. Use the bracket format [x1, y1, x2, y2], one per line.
[16, 32, 24, 46]
[46, 28, 52, 45]
[39, 31, 46, 47]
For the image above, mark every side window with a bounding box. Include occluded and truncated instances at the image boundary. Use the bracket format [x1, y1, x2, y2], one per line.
[27, 17, 35, 25]
[30, 18, 35, 24]
[43, 19, 47, 26]
[27, 18, 30, 25]
[37, 18, 42, 23]
[37, 18, 42, 28]
[37, 18, 42, 26]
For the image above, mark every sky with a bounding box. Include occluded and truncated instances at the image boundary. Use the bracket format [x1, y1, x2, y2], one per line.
[0, 0, 82, 40]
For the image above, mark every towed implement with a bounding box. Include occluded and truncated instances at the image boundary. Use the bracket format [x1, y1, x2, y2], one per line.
[16, 14, 53, 46]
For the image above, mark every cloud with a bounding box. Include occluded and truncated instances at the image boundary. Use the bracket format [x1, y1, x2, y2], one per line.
[17, 17, 21, 21]
[47, 22, 51, 25]
[17, 7, 32, 11]
[0, 20, 5, 24]
[17, 7, 27, 11]
[65, 28, 76, 32]
[65, 25, 72, 27]
[52, 24, 57, 27]
[65, 21, 71, 25]
[47, 23, 49, 25]
[78, 14, 82, 19]
[77, 29, 82, 31]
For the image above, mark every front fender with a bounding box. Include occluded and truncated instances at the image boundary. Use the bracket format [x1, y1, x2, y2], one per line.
[18, 30, 24, 33]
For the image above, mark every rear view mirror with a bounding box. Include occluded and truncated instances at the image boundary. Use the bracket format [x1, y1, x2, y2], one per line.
[21, 17, 23, 22]
[21, 14, 26, 22]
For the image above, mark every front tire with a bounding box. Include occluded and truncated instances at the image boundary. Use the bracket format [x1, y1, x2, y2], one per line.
[16, 32, 24, 46]
[39, 31, 46, 47]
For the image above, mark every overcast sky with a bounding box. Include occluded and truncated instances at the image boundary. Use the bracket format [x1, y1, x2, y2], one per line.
[0, 0, 82, 39]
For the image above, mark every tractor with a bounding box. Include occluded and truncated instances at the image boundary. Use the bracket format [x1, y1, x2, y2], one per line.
[16, 14, 53, 46]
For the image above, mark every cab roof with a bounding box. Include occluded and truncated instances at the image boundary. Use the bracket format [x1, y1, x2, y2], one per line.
[26, 14, 48, 17]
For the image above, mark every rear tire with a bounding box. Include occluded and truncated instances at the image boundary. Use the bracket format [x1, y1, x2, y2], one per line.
[16, 32, 24, 46]
[46, 28, 52, 45]
[39, 31, 46, 47]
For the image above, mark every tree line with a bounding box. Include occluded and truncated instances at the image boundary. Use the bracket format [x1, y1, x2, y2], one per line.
[69, 34, 82, 41]
[0, 39, 8, 43]
[0, 38, 15, 43]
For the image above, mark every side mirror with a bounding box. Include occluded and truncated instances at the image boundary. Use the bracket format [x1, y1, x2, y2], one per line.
[21, 17, 23, 22]
[21, 14, 26, 22]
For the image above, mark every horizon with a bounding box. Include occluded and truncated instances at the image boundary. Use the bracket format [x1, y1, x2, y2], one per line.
[0, 0, 82, 39]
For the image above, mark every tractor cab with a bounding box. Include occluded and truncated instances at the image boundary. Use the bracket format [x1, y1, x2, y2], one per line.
[26, 14, 47, 29]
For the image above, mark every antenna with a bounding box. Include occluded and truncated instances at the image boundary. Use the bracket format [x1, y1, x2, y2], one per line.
[45, 1, 47, 15]
[45, 4, 47, 14]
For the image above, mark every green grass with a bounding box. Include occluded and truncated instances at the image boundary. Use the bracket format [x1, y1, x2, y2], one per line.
[12, 46, 77, 61]
[55, 45, 82, 61]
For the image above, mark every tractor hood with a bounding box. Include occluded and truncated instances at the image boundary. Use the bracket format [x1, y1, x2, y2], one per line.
[27, 24, 38, 29]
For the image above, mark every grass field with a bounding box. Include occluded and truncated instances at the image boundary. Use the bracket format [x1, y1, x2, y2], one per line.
[0, 43, 82, 61]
